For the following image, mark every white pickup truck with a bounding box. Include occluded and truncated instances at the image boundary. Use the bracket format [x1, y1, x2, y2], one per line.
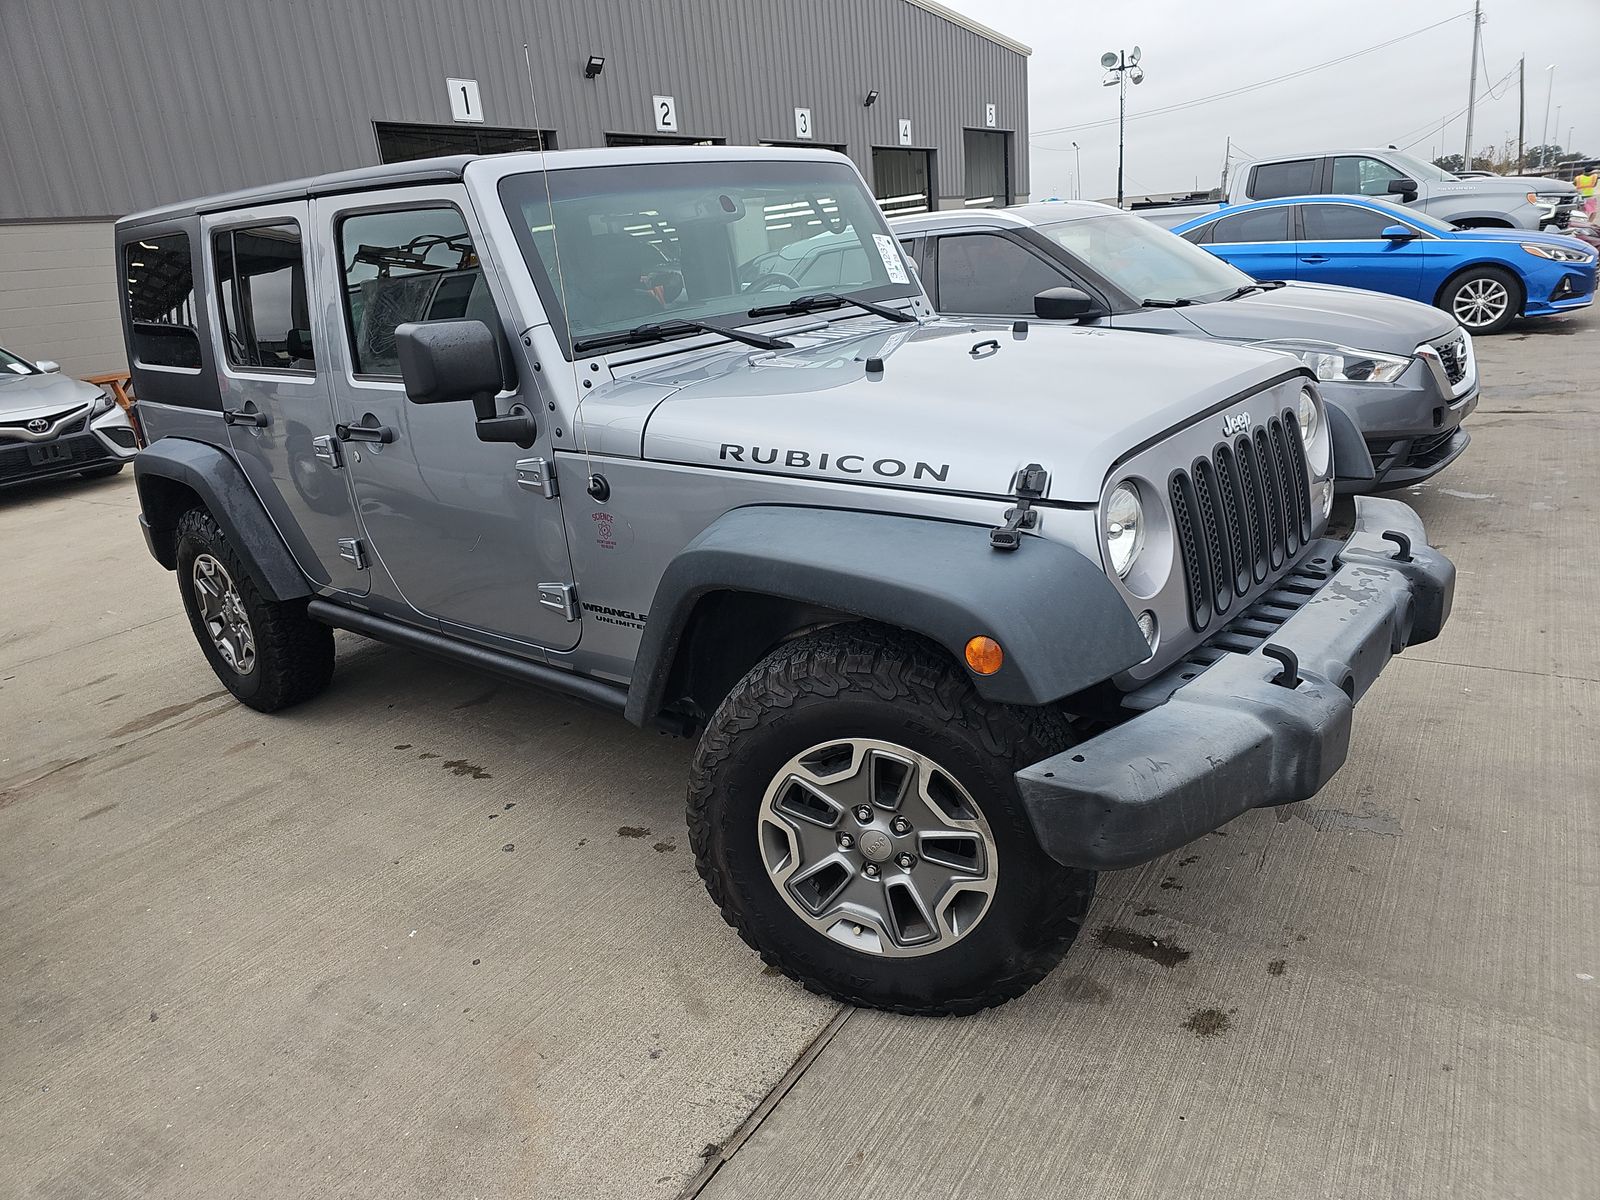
[1136, 147, 1579, 233]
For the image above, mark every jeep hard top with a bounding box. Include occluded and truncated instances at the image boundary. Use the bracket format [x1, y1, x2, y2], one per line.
[118, 146, 1454, 1013]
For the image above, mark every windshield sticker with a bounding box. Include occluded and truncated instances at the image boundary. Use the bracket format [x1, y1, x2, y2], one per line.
[873, 234, 910, 285]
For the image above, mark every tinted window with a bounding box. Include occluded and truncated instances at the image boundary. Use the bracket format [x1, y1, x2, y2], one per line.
[1207, 207, 1291, 244]
[1331, 156, 1407, 197]
[1247, 158, 1318, 200]
[936, 233, 1064, 315]
[214, 224, 313, 370]
[339, 207, 493, 377]
[1299, 204, 1396, 241]
[126, 233, 201, 369]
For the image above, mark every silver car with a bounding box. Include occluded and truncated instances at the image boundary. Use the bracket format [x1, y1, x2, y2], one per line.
[0, 345, 138, 488]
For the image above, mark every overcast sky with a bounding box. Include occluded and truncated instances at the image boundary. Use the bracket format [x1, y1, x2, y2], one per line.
[939, 0, 1598, 200]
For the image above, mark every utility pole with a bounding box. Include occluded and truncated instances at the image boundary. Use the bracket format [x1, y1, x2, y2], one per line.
[1071, 142, 1081, 198]
[1100, 48, 1144, 208]
[1220, 136, 1232, 195]
[1463, 0, 1482, 168]
[1540, 65, 1556, 168]
[1517, 55, 1525, 171]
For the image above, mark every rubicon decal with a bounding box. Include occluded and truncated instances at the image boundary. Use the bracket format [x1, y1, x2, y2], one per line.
[719, 444, 950, 482]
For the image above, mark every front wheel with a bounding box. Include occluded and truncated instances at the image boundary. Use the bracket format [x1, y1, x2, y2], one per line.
[688, 626, 1095, 1015]
[1439, 266, 1521, 334]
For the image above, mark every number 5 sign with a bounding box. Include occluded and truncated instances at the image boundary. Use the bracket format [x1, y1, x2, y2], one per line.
[653, 95, 678, 133]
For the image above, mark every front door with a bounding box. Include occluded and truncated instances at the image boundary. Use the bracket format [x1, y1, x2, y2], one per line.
[203, 203, 369, 594]
[1294, 202, 1426, 299]
[312, 189, 579, 652]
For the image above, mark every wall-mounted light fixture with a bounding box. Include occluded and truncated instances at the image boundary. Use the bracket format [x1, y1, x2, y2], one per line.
[864, 89, 879, 107]
[584, 55, 605, 79]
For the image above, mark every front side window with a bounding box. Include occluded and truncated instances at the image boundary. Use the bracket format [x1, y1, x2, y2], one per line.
[214, 224, 313, 371]
[339, 207, 493, 377]
[1247, 158, 1318, 200]
[1, 345, 37, 375]
[126, 233, 201, 369]
[1207, 207, 1292, 244]
[499, 159, 917, 354]
[1037, 213, 1250, 305]
[1330, 156, 1408, 197]
[1299, 203, 1397, 241]
[935, 233, 1064, 315]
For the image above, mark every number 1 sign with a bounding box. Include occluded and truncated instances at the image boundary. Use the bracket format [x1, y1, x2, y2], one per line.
[448, 78, 483, 124]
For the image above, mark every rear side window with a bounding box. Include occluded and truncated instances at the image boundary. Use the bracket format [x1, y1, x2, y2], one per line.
[214, 224, 313, 371]
[1207, 207, 1291, 244]
[126, 233, 201, 370]
[1299, 204, 1395, 241]
[935, 233, 1064, 315]
[338, 207, 492, 377]
[1247, 159, 1318, 200]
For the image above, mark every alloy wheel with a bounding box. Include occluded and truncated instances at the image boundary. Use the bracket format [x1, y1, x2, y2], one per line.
[1452, 277, 1510, 329]
[758, 738, 999, 957]
[192, 554, 257, 675]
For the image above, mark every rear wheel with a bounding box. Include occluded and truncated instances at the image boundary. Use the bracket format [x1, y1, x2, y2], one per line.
[174, 508, 334, 712]
[688, 625, 1095, 1015]
[1439, 266, 1521, 334]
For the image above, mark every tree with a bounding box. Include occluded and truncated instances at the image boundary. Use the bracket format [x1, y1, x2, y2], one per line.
[1526, 144, 1586, 169]
[1433, 153, 1466, 174]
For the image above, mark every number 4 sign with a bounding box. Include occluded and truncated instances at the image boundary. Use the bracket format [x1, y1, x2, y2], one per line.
[898, 119, 912, 146]
[448, 78, 483, 124]
[653, 95, 678, 133]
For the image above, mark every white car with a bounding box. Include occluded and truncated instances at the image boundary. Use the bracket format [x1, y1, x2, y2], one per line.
[0, 345, 138, 488]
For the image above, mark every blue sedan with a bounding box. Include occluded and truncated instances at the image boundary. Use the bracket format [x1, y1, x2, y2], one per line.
[1172, 195, 1596, 334]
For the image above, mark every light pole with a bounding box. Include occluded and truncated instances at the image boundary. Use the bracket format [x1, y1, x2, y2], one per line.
[1071, 141, 1082, 198]
[1100, 47, 1144, 207]
[1539, 64, 1555, 168]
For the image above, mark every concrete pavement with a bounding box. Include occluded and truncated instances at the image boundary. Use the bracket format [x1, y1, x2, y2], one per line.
[2, 309, 1596, 1199]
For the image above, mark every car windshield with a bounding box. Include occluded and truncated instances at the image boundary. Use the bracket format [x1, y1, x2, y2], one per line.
[0, 345, 36, 376]
[1384, 151, 1457, 184]
[1359, 197, 1458, 235]
[500, 159, 917, 353]
[1037, 212, 1252, 305]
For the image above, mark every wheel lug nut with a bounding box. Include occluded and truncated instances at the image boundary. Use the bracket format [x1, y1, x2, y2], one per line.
[854, 806, 873, 824]
[837, 832, 854, 850]
[896, 853, 916, 869]
[890, 817, 911, 835]
[863, 863, 880, 878]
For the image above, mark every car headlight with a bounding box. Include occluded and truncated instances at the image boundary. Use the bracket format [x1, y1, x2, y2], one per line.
[1105, 482, 1145, 578]
[90, 390, 116, 416]
[1521, 242, 1593, 264]
[1246, 340, 1411, 384]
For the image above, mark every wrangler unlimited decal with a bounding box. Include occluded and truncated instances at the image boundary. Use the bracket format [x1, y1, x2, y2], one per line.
[718, 444, 950, 482]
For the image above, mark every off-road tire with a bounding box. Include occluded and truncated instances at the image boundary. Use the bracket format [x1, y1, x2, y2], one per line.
[1438, 265, 1522, 335]
[688, 624, 1096, 1016]
[174, 507, 334, 712]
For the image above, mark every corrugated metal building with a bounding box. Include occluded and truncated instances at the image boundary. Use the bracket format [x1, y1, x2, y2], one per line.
[0, 0, 1029, 375]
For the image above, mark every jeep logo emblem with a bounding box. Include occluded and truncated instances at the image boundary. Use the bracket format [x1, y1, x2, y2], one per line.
[1222, 412, 1251, 437]
[27, 417, 49, 434]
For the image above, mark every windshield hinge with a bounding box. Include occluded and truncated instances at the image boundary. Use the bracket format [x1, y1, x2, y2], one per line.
[990, 463, 1048, 552]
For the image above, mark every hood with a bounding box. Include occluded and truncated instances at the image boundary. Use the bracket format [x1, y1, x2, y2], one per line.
[1178, 281, 1456, 351]
[0, 369, 100, 421]
[626, 319, 1303, 503]
[1444, 226, 1598, 254]
[1435, 174, 1576, 196]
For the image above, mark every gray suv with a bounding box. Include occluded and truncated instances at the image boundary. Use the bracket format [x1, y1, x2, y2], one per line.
[892, 203, 1478, 493]
[119, 148, 1454, 1014]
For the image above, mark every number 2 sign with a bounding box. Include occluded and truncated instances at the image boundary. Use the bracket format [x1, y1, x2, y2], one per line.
[447, 78, 483, 124]
[653, 95, 678, 133]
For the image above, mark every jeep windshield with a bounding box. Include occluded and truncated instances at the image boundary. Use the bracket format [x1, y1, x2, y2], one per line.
[1037, 211, 1254, 306]
[499, 159, 918, 355]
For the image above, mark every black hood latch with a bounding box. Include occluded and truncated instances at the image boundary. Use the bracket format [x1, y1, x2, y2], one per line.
[990, 463, 1048, 551]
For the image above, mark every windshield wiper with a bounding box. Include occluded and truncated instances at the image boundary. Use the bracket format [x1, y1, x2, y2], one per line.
[1140, 297, 1195, 308]
[1219, 281, 1288, 301]
[747, 291, 915, 323]
[572, 318, 794, 356]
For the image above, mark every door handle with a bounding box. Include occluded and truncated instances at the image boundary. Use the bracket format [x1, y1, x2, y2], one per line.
[335, 417, 396, 445]
[222, 408, 269, 427]
[1299, 255, 1329, 264]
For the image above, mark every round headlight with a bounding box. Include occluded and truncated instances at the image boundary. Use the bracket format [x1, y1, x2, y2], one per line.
[1105, 482, 1145, 578]
[1296, 387, 1319, 443]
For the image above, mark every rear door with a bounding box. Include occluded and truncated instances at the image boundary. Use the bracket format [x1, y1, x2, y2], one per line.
[1294, 202, 1426, 298]
[1193, 206, 1298, 281]
[203, 203, 369, 594]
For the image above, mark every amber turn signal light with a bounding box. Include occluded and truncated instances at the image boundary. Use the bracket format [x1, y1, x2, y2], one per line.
[964, 636, 1004, 676]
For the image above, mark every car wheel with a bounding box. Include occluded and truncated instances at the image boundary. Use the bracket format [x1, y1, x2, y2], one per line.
[78, 462, 124, 479]
[1440, 266, 1521, 334]
[174, 507, 334, 712]
[687, 625, 1096, 1015]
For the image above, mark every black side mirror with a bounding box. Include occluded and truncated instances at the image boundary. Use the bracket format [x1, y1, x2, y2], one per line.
[285, 328, 315, 362]
[1034, 286, 1103, 322]
[1386, 177, 1419, 202]
[1380, 224, 1417, 242]
[395, 319, 535, 447]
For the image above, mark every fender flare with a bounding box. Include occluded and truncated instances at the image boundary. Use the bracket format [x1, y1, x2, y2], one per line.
[1324, 401, 1375, 483]
[133, 438, 311, 601]
[623, 505, 1152, 726]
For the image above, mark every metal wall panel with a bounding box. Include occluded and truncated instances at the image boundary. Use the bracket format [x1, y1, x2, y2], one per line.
[0, 0, 1029, 221]
[0, 222, 126, 374]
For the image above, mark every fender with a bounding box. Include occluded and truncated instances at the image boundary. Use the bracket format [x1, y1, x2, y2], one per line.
[624, 506, 1152, 725]
[1324, 401, 1375, 483]
[133, 438, 311, 601]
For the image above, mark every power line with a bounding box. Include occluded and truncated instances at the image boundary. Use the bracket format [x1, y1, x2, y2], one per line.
[1398, 65, 1518, 152]
[1030, 11, 1472, 142]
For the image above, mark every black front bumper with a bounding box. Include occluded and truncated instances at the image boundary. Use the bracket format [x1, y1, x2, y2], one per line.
[1016, 496, 1454, 870]
[0, 432, 113, 488]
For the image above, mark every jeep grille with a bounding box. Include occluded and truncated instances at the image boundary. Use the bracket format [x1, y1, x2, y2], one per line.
[1168, 411, 1313, 632]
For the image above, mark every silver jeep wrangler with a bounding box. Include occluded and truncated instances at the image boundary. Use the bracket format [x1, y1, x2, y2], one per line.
[118, 147, 1454, 1014]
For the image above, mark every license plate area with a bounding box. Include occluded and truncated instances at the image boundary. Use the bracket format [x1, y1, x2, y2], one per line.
[27, 442, 71, 466]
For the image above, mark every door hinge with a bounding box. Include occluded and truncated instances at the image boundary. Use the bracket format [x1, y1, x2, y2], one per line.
[516, 457, 558, 498]
[538, 581, 579, 621]
[313, 434, 344, 468]
[337, 537, 367, 570]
